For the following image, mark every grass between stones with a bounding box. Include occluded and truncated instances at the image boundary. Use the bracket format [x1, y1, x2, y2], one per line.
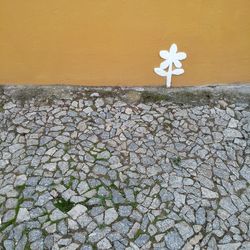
[0, 185, 26, 232]
[141, 92, 167, 103]
[172, 156, 181, 166]
[133, 229, 144, 240]
[54, 197, 75, 213]
[0, 103, 3, 112]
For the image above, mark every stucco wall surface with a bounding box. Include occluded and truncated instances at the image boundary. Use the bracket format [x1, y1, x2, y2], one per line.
[0, 0, 250, 86]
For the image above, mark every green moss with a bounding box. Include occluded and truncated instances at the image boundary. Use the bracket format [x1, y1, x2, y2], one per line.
[98, 223, 106, 229]
[64, 143, 70, 152]
[163, 121, 173, 131]
[85, 89, 116, 99]
[128, 202, 138, 209]
[109, 183, 119, 190]
[0, 196, 25, 232]
[16, 184, 26, 193]
[96, 194, 113, 206]
[133, 229, 144, 239]
[141, 92, 167, 103]
[172, 156, 181, 166]
[0, 104, 4, 112]
[0, 218, 15, 232]
[95, 158, 109, 162]
[54, 197, 74, 213]
[92, 245, 98, 250]
[65, 176, 76, 189]
[157, 209, 169, 220]
[24, 243, 31, 250]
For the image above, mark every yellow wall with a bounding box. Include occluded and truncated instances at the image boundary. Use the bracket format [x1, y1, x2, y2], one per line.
[0, 0, 250, 87]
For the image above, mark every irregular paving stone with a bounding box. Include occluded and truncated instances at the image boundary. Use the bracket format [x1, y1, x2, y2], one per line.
[2, 210, 16, 223]
[217, 243, 242, 250]
[219, 197, 238, 214]
[0, 86, 249, 249]
[56, 135, 71, 143]
[105, 208, 119, 225]
[196, 207, 206, 225]
[88, 228, 111, 243]
[68, 204, 87, 220]
[165, 231, 184, 250]
[16, 208, 31, 223]
[118, 206, 132, 217]
[223, 128, 242, 138]
[29, 229, 42, 242]
[77, 181, 90, 194]
[112, 219, 133, 235]
[181, 159, 197, 170]
[14, 174, 27, 187]
[156, 219, 175, 232]
[50, 209, 68, 221]
[201, 187, 219, 199]
[240, 165, 250, 183]
[97, 238, 112, 249]
[134, 234, 150, 248]
[175, 221, 194, 240]
[9, 144, 24, 153]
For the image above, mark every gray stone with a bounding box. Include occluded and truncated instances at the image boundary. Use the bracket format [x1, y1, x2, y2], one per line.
[165, 231, 184, 250]
[112, 219, 133, 235]
[2, 209, 16, 223]
[95, 98, 104, 108]
[56, 135, 71, 143]
[29, 229, 42, 242]
[135, 234, 150, 248]
[77, 181, 89, 194]
[228, 118, 238, 128]
[118, 206, 132, 217]
[223, 128, 242, 138]
[175, 221, 194, 240]
[220, 197, 238, 214]
[16, 208, 30, 223]
[97, 238, 112, 249]
[68, 204, 87, 220]
[218, 243, 242, 250]
[240, 165, 250, 183]
[3, 240, 15, 250]
[142, 114, 153, 122]
[43, 163, 57, 171]
[58, 219, 68, 235]
[50, 209, 68, 221]
[9, 144, 24, 153]
[196, 207, 206, 225]
[77, 122, 87, 131]
[156, 219, 174, 232]
[17, 126, 30, 134]
[181, 159, 197, 170]
[105, 208, 118, 225]
[14, 174, 27, 187]
[201, 187, 219, 199]
[97, 151, 110, 159]
[88, 228, 111, 243]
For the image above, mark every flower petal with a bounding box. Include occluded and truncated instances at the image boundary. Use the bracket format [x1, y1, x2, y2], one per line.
[176, 52, 187, 60]
[173, 59, 182, 68]
[154, 67, 167, 77]
[160, 60, 170, 69]
[172, 68, 184, 75]
[159, 50, 169, 59]
[170, 43, 178, 55]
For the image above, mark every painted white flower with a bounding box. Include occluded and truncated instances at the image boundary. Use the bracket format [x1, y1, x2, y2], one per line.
[154, 43, 187, 88]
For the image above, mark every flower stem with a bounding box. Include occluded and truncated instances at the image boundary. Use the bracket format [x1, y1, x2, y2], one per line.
[166, 64, 172, 88]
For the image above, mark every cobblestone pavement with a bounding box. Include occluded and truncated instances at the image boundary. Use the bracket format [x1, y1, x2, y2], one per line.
[0, 85, 250, 250]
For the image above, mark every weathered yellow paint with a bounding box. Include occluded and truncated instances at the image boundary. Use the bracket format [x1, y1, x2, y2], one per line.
[0, 0, 250, 87]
